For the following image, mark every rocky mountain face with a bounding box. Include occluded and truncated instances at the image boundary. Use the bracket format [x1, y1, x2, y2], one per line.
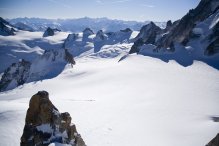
[129, 0, 219, 56]
[0, 17, 16, 36]
[43, 27, 61, 37]
[0, 49, 75, 92]
[157, 0, 219, 50]
[82, 28, 94, 41]
[95, 30, 107, 41]
[129, 22, 161, 54]
[205, 21, 219, 55]
[0, 59, 31, 91]
[206, 133, 219, 146]
[20, 91, 86, 146]
[164, 20, 173, 32]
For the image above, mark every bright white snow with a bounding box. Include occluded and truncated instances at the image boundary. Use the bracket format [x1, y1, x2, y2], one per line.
[0, 30, 70, 72]
[0, 54, 218, 146]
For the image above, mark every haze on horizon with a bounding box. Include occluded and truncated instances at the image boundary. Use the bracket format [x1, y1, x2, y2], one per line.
[0, 0, 200, 22]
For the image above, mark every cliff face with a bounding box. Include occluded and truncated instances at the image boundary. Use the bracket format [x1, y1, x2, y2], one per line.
[156, 0, 219, 50]
[20, 91, 86, 146]
[0, 17, 16, 36]
[205, 21, 219, 55]
[43, 27, 61, 37]
[206, 133, 219, 146]
[129, 22, 161, 54]
[0, 59, 31, 91]
[129, 0, 219, 56]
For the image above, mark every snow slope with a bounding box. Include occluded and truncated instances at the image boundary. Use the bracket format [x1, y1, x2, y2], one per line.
[0, 54, 218, 146]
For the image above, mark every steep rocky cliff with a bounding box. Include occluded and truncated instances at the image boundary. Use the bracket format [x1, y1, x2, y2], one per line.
[43, 27, 61, 37]
[0, 59, 31, 91]
[20, 91, 86, 146]
[0, 17, 16, 36]
[129, 0, 219, 56]
[156, 0, 219, 50]
[129, 22, 161, 54]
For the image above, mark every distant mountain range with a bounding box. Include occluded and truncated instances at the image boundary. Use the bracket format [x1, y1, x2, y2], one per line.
[7, 17, 166, 32]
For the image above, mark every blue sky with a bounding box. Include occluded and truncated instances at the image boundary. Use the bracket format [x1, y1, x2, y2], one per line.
[0, 0, 200, 22]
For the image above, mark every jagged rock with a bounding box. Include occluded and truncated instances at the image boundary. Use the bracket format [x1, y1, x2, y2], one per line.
[20, 91, 86, 146]
[206, 133, 219, 146]
[156, 0, 219, 50]
[120, 28, 132, 33]
[95, 30, 107, 41]
[82, 28, 94, 41]
[64, 33, 79, 49]
[129, 22, 161, 54]
[205, 37, 219, 55]
[0, 59, 31, 91]
[93, 30, 108, 52]
[65, 49, 76, 67]
[0, 17, 16, 36]
[43, 27, 61, 37]
[205, 21, 219, 55]
[0, 49, 75, 92]
[164, 20, 172, 32]
[0, 17, 11, 25]
[83, 28, 94, 35]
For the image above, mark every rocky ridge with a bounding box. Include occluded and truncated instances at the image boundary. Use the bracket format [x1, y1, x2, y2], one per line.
[129, 0, 219, 56]
[0, 17, 16, 36]
[0, 49, 75, 92]
[206, 133, 219, 146]
[20, 91, 86, 146]
[43, 27, 61, 37]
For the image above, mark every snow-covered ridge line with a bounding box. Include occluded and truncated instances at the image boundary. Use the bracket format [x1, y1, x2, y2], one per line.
[129, 0, 219, 69]
[0, 19, 139, 91]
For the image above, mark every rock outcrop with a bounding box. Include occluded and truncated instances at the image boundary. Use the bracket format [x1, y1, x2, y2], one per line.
[64, 33, 79, 49]
[43, 27, 61, 37]
[65, 49, 76, 67]
[206, 133, 219, 146]
[0, 49, 75, 92]
[156, 0, 219, 50]
[205, 21, 219, 55]
[128, 0, 219, 57]
[164, 20, 173, 32]
[82, 28, 94, 41]
[0, 17, 16, 36]
[95, 30, 107, 41]
[20, 91, 86, 146]
[129, 22, 161, 54]
[0, 59, 31, 91]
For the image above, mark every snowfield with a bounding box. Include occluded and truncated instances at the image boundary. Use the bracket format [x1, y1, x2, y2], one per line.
[0, 54, 218, 146]
[0, 30, 70, 72]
